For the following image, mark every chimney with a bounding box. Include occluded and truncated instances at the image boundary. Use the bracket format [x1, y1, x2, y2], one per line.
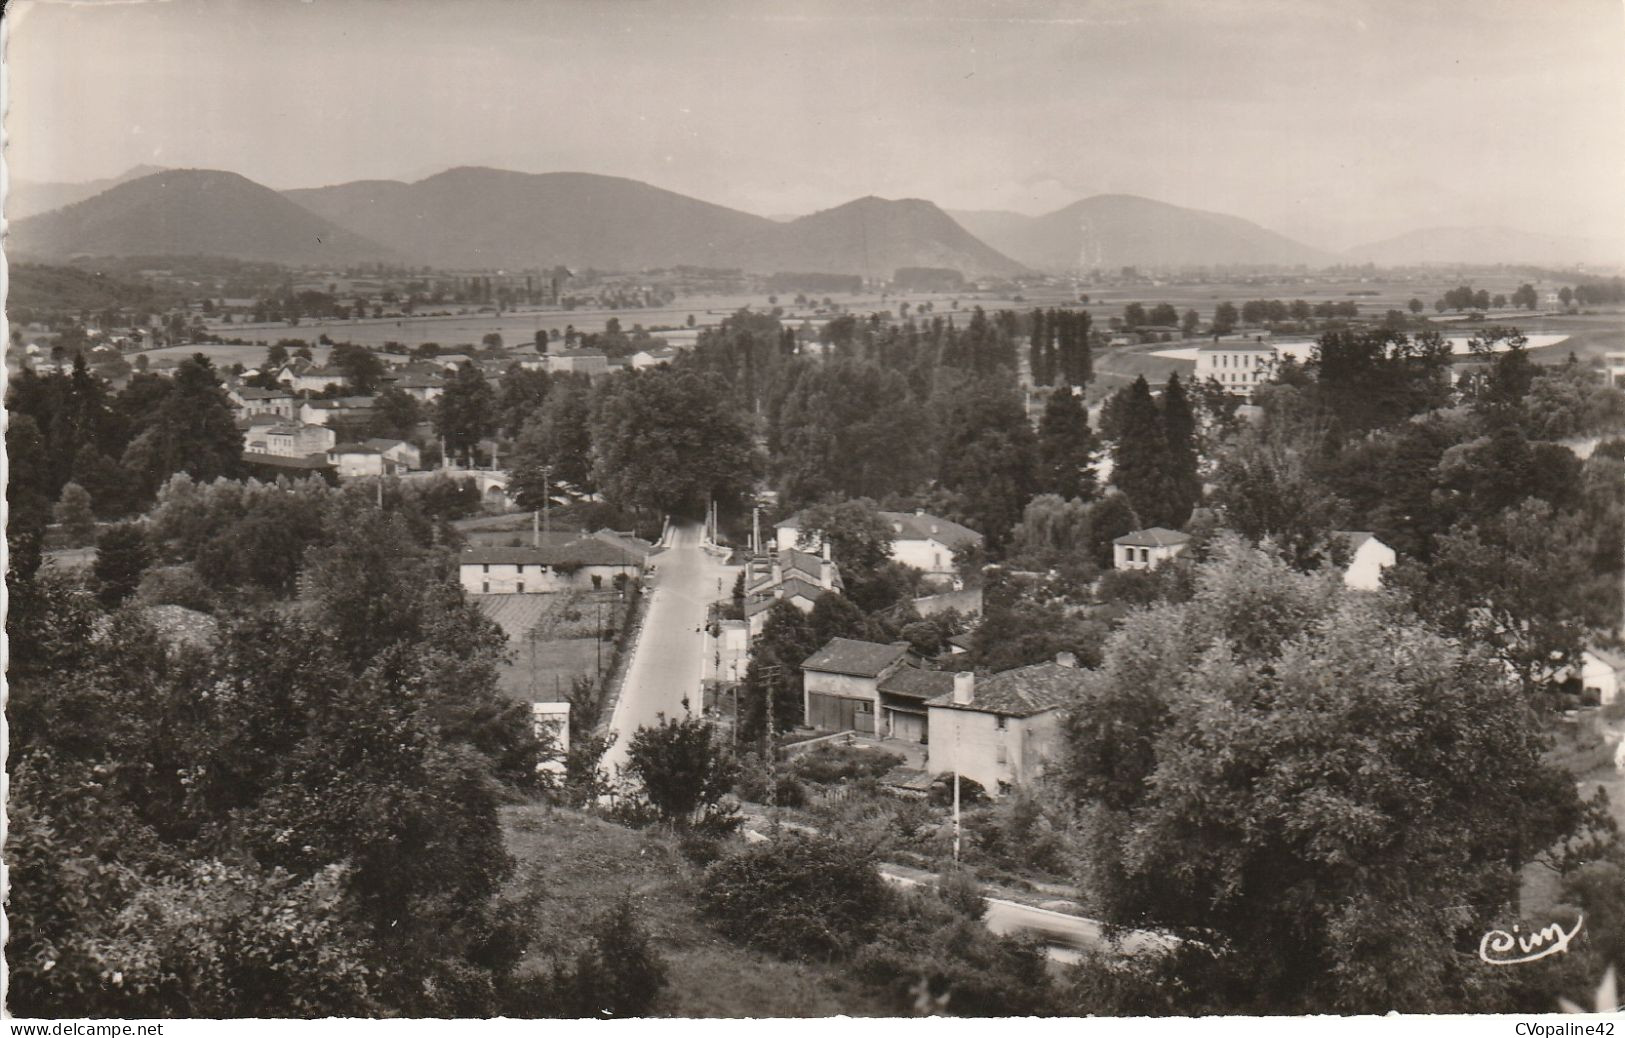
[953, 671, 974, 706]
[822, 539, 832, 563]
[821, 559, 834, 590]
[771, 559, 782, 586]
[533, 510, 540, 548]
[1056, 651, 1078, 669]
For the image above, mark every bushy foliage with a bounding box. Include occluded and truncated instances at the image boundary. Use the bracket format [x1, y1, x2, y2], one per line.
[698, 833, 893, 961]
[1058, 539, 1586, 1013]
[790, 744, 906, 785]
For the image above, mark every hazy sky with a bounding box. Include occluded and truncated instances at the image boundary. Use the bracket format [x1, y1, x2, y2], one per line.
[7, 0, 1624, 249]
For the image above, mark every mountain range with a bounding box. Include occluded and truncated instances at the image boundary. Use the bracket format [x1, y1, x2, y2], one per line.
[950, 195, 1335, 270]
[8, 166, 1616, 273]
[1344, 225, 1621, 268]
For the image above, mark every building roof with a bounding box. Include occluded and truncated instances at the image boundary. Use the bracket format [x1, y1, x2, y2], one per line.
[877, 667, 958, 700]
[802, 637, 910, 678]
[235, 386, 291, 400]
[553, 347, 607, 359]
[303, 396, 376, 410]
[778, 510, 982, 548]
[926, 661, 1087, 717]
[330, 443, 380, 455]
[242, 451, 333, 471]
[459, 537, 647, 569]
[1333, 531, 1376, 551]
[1113, 527, 1192, 548]
[364, 437, 413, 452]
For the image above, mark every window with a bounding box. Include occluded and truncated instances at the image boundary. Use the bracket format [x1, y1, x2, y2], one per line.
[482, 563, 490, 574]
[481, 581, 489, 594]
[516, 581, 525, 594]
[995, 743, 1007, 764]
[995, 716, 1007, 731]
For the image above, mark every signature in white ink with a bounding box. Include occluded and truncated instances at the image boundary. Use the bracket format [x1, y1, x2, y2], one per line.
[1479, 916, 1584, 965]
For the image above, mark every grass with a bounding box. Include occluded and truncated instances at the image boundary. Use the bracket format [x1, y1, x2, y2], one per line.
[476, 593, 615, 700]
[500, 804, 894, 1017]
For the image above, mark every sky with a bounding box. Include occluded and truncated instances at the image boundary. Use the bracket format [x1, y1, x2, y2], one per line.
[6, 0, 1625, 251]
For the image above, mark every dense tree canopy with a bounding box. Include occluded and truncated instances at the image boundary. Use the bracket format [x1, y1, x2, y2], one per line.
[1059, 540, 1585, 1014]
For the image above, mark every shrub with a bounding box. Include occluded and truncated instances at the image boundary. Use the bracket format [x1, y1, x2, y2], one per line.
[927, 773, 987, 808]
[855, 887, 1056, 1016]
[545, 896, 668, 1018]
[625, 714, 738, 826]
[790, 744, 905, 785]
[698, 832, 892, 961]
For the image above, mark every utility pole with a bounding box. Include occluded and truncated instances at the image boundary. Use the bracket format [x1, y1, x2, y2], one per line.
[542, 464, 551, 541]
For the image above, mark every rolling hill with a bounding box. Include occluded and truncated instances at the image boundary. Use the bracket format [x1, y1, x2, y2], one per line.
[7, 165, 169, 221]
[8, 169, 400, 266]
[749, 196, 1027, 279]
[288, 169, 1026, 277]
[954, 194, 1333, 271]
[1346, 225, 1622, 267]
[285, 167, 777, 271]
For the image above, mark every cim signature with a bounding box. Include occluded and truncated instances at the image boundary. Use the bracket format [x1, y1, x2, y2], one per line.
[1479, 917, 1585, 966]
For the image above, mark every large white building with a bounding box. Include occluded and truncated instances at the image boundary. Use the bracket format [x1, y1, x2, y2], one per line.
[1196, 340, 1276, 397]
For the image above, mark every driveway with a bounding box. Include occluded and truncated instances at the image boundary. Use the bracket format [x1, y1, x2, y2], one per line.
[602, 518, 735, 778]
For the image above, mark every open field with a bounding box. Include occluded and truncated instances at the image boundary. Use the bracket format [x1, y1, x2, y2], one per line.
[501, 804, 893, 1017]
[476, 592, 618, 700]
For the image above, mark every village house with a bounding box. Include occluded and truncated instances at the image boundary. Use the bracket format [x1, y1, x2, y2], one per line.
[227, 385, 298, 421]
[280, 365, 348, 394]
[800, 637, 915, 737]
[299, 396, 377, 427]
[743, 545, 843, 636]
[544, 347, 610, 377]
[245, 422, 336, 459]
[924, 656, 1084, 795]
[1196, 340, 1277, 397]
[365, 438, 422, 471]
[1581, 648, 1625, 706]
[458, 536, 649, 595]
[631, 345, 680, 369]
[776, 509, 983, 580]
[1604, 352, 1625, 389]
[1334, 531, 1397, 591]
[383, 372, 448, 402]
[1112, 527, 1191, 571]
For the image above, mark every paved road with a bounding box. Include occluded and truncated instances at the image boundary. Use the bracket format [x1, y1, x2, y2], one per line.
[602, 519, 733, 777]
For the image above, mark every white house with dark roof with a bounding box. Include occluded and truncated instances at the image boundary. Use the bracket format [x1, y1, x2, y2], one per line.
[459, 537, 648, 595]
[743, 545, 842, 636]
[364, 438, 422, 471]
[228, 385, 298, 420]
[776, 509, 983, 578]
[1334, 531, 1396, 591]
[800, 637, 915, 737]
[246, 422, 336, 459]
[1112, 527, 1191, 571]
[925, 656, 1085, 795]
